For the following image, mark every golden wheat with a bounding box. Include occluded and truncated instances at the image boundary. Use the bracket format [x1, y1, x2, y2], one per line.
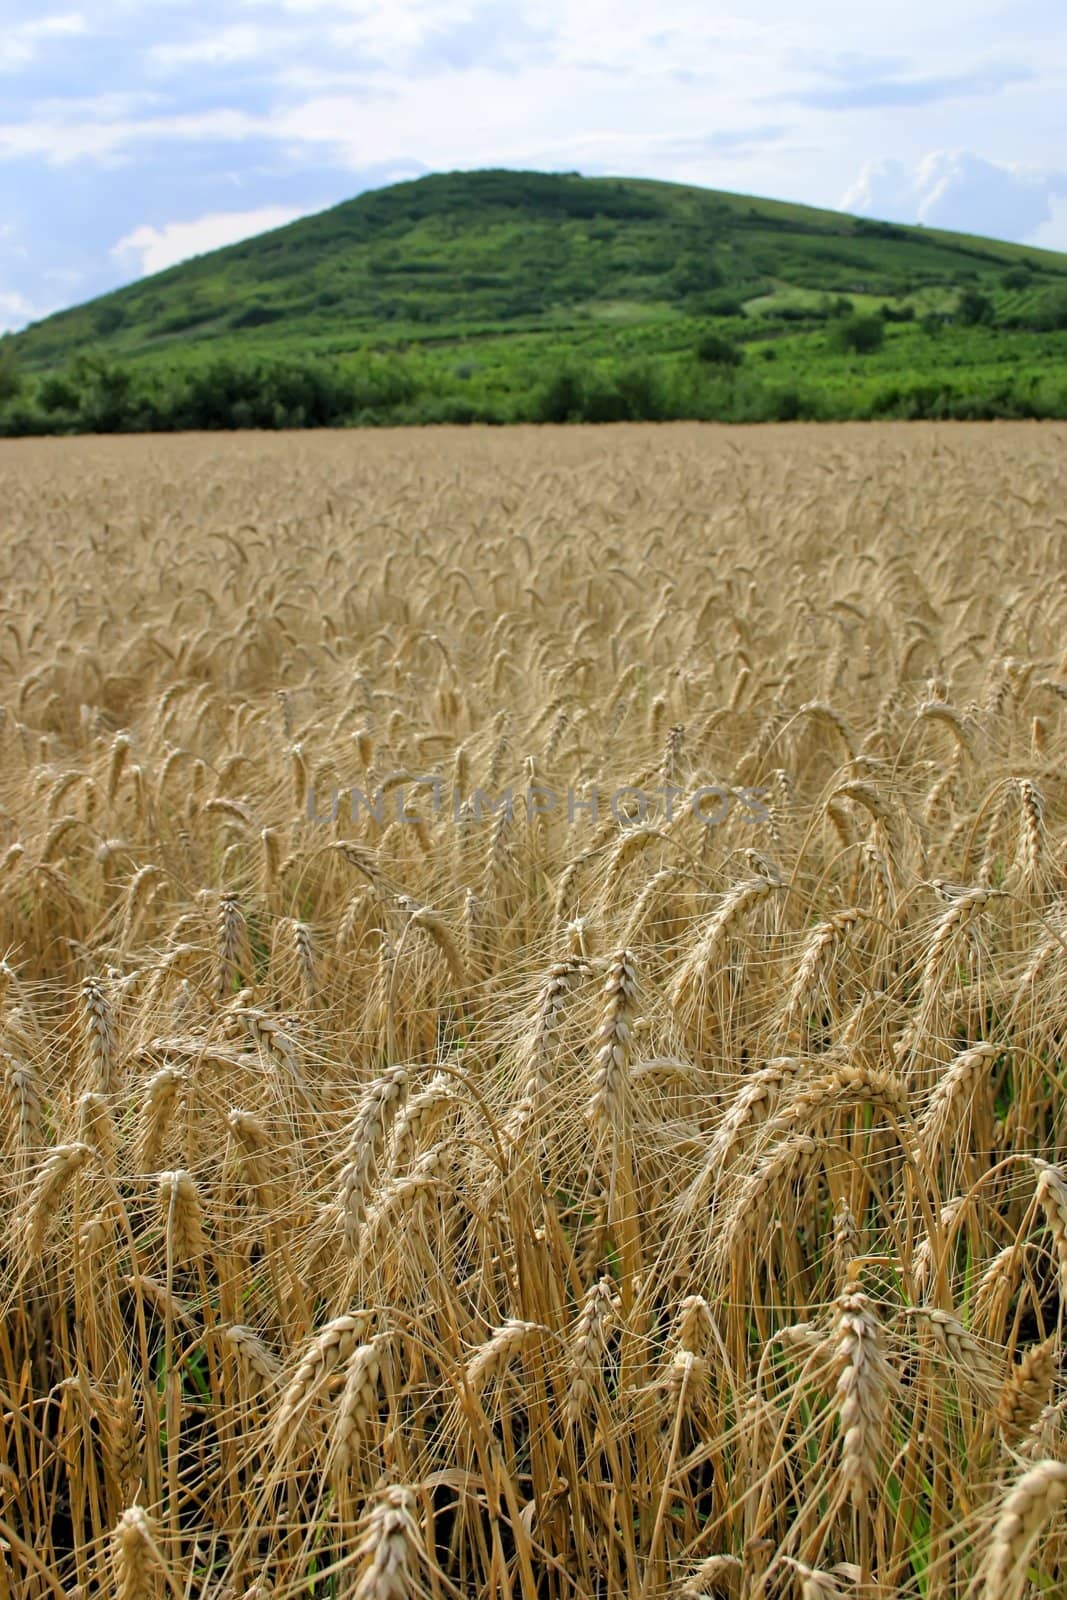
[0, 422, 1066, 1598]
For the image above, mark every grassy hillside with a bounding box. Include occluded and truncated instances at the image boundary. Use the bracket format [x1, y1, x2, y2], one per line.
[4, 168, 1067, 429]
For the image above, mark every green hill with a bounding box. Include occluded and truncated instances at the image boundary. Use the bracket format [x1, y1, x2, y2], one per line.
[4, 168, 1067, 429]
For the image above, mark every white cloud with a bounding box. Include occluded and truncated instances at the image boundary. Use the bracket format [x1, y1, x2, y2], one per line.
[30, 92, 163, 118]
[1032, 195, 1067, 253]
[226, 0, 777, 80]
[0, 107, 263, 165]
[842, 158, 913, 219]
[149, 25, 272, 69]
[842, 150, 1067, 244]
[0, 12, 88, 73]
[0, 288, 37, 333]
[0, 224, 28, 261]
[208, 1, 489, 73]
[2, 0, 1065, 314]
[112, 204, 307, 275]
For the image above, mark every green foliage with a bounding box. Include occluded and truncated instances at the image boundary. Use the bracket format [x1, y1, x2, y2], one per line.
[696, 331, 743, 367]
[0, 339, 20, 403]
[1025, 287, 1067, 331]
[535, 369, 584, 423]
[955, 287, 995, 326]
[68, 354, 134, 432]
[229, 302, 286, 329]
[0, 354, 421, 434]
[774, 304, 822, 323]
[4, 170, 1067, 434]
[879, 303, 915, 323]
[2, 339, 1066, 433]
[12, 168, 1067, 382]
[37, 370, 80, 413]
[92, 304, 127, 335]
[831, 314, 886, 355]
[533, 363, 670, 424]
[703, 292, 746, 317]
[669, 251, 725, 298]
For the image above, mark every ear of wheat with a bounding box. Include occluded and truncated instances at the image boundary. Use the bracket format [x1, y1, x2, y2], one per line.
[3, 425, 1067, 1600]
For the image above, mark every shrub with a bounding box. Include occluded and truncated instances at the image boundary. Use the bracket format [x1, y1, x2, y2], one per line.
[578, 379, 632, 424]
[703, 292, 745, 317]
[531, 363, 671, 425]
[0, 339, 21, 403]
[37, 372, 80, 414]
[955, 288, 995, 326]
[534, 369, 584, 423]
[45, 355, 139, 432]
[670, 253, 725, 297]
[696, 332, 743, 367]
[155, 304, 217, 335]
[228, 303, 286, 329]
[762, 385, 815, 421]
[92, 304, 127, 336]
[1026, 287, 1067, 331]
[410, 395, 488, 425]
[0, 400, 53, 435]
[613, 364, 667, 419]
[12, 354, 418, 434]
[831, 314, 886, 355]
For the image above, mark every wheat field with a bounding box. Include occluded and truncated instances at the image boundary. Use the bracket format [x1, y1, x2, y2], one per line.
[1, 422, 1066, 1599]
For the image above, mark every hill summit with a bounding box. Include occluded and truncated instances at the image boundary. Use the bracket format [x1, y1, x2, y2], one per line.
[5, 169, 1067, 429]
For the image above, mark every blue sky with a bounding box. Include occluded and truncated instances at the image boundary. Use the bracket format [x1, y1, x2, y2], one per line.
[2, 0, 1065, 331]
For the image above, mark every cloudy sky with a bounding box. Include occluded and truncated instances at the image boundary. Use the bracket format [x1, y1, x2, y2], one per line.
[2, 0, 1065, 332]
